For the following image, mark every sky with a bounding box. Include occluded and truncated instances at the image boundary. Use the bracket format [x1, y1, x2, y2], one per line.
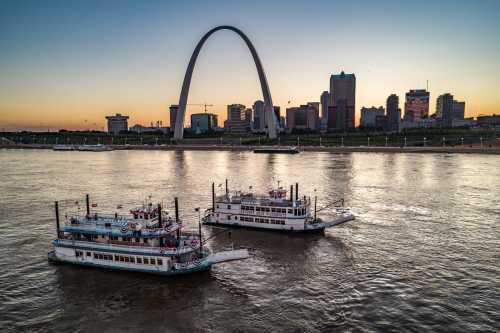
[0, 0, 499, 131]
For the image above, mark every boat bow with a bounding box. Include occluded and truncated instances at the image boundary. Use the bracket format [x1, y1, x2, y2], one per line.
[207, 249, 251, 265]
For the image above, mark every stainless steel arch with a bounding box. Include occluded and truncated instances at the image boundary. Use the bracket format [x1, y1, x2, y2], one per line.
[174, 25, 277, 140]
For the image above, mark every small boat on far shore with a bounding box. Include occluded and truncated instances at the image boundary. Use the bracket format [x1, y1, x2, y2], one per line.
[77, 144, 113, 152]
[53, 144, 75, 151]
[253, 146, 299, 154]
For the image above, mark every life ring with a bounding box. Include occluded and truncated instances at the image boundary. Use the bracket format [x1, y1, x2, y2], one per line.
[121, 227, 128, 233]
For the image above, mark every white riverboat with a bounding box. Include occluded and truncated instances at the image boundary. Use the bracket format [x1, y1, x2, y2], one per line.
[53, 144, 75, 151]
[203, 181, 355, 233]
[77, 144, 113, 152]
[48, 195, 250, 275]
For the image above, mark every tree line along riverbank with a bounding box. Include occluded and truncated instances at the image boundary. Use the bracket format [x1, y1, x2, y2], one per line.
[1, 128, 498, 148]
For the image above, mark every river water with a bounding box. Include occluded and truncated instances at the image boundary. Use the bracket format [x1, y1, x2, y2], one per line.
[0, 149, 498, 332]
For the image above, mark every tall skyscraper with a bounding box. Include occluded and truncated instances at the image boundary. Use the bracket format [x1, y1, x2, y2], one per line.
[169, 105, 179, 132]
[436, 93, 466, 127]
[285, 104, 319, 132]
[273, 106, 281, 129]
[404, 89, 429, 122]
[453, 101, 465, 120]
[386, 94, 401, 132]
[360, 107, 385, 128]
[253, 100, 265, 131]
[105, 113, 129, 135]
[225, 104, 251, 133]
[190, 113, 218, 133]
[436, 93, 454, 127]
[320, 91, 330, 121]
[328, 71, 356, 131]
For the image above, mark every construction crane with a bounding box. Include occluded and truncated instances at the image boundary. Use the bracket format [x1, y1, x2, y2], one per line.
[187, 103, 213, 113]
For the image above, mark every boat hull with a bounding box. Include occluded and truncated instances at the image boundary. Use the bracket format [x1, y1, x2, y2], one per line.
[48, 250, 211, 276]
[203, 214, 355, 234]
[203, 220, 325, 233]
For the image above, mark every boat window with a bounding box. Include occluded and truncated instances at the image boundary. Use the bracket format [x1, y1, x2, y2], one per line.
[216, 205, 219, 208]
[130, 257, 135, 263]
[125, 257, 130, 263]
[134, 214, 138, 219]
[227, 215, 231, 220]
[227, 205, 231, 209]
[271, 208, 275, 212]
[135, 238, 140, 243]
[137, 257, 142, 264]
[157, 259, 163, 265]
[119, 256, 124, 262]
[143, 239, 148, 244]
[288, 209, 292, 214]
[143, 258, 149, 264]
[150, 258, 156, 265]
[87, 252, 91, 257]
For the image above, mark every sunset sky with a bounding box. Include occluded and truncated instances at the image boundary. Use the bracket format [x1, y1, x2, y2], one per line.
[1, 0, 499, 131]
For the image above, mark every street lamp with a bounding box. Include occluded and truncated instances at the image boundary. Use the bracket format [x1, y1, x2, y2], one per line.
[367, 137, 370, 147]
[423, 137, 427, 147]
[385, 136, 388, 147]
[404, 136, 407, 147]
[442, 137, 445, 147]
[480, 136, 483, 148]
[341, 136, 344, 147]
[461, 137, 464, 146]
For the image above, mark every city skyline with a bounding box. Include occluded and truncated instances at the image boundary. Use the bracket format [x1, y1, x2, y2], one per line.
[1, 0, 499, 131]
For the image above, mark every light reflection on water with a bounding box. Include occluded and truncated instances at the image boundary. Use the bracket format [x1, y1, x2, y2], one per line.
[0, 149, 499, 332]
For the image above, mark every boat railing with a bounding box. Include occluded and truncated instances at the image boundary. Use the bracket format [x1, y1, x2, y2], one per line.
[55, 239, 197, 255]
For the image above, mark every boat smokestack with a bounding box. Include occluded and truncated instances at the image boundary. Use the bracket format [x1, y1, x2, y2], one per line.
[212, 182, 215, 211]
[290, 185, 293, 202]
[158, 203, 162, 228]
[295, 183, 298, 201]
[158, 203, 164, 247]
[174, 197, 179, 222]
[198, 218, 203, 256]
[86, 194, 90, 216]
[55, 201, 60, 239]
